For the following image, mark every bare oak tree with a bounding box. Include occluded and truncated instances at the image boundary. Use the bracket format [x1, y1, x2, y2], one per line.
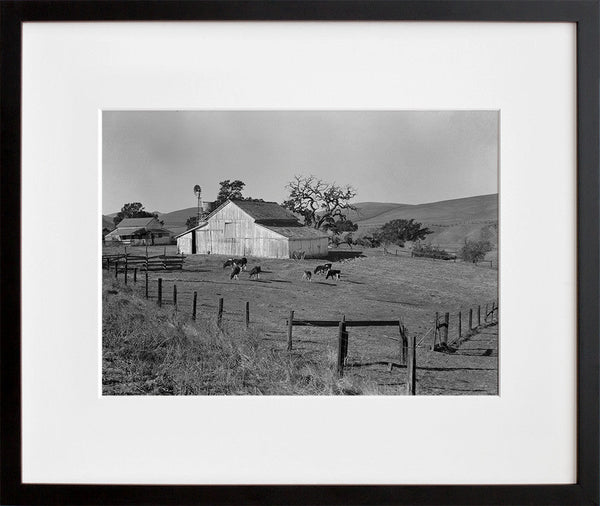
[282, 175, 357, 229]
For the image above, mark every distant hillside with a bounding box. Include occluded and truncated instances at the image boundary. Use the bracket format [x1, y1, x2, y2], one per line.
[342, 202, 411, 223]
[102, 215, 115, 231]
[159, 207, 198, 228]
[350, 194, 498, 251]
[352, 194, 497, 228]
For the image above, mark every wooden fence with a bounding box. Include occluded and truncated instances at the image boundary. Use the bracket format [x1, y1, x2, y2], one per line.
[285, 315, 416, 394]
[105, 265, 496, 396]
[103, 252, 185, 272]
[432, 301, 498, 350]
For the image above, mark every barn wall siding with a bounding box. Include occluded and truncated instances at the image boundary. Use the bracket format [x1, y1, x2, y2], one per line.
[288, 237, 328, 258]
[177, 234, 192, 254]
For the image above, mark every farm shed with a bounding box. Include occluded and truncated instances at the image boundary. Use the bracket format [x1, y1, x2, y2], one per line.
[104, 217, 172, 245]
[176, 200, 329, 258]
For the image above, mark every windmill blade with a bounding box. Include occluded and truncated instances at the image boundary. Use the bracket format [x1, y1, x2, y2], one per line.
[193, 184, 202, 195]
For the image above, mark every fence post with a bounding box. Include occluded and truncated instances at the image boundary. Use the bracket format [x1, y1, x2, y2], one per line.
[157, 278, 162, 307]
[477, 305, 481, 327]
[485, 303, 489, 323]
[337, 316, 346, 377]
[287, 310, 294, 351]
[342, 316, 349, 363]
[124, 257, 128, 285]
[217, 297, 224, 327]
[458, 311, 462, 338]
[192, 291, 197, 321]
[442, 312, 449, 344]
[406, 333, 416, 395]
[399, 319, 408, 365]
[133, 268, 137, 284]
[432, 311, 439, 349]
[468, 308, 473, 331]
[115, 261, 119, 280]
[245, 301, 250, 328]
[173, 284, 177, 311]
[106, 258, 110, 272]
[145, 270, 149, 299]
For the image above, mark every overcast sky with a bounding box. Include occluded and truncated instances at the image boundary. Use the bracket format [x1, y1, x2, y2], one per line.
[102, 110, 498, 214]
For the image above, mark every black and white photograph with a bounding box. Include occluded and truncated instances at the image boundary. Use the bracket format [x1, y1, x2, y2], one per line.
[102, 110, 499, 396]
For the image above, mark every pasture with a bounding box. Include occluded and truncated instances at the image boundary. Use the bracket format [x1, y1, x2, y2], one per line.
[102, 244, 498, 395]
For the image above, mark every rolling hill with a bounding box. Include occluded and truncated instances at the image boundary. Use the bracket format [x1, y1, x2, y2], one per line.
[350, 194, 498, 251]
[351, 194, 497, 228]
[104, 194, 498, 251]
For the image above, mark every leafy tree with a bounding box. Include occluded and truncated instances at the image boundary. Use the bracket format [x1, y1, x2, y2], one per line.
[324, 219, 358, 234]
[329, 234, 341, 247]
[282, 175, 357, 229]
[413, 242, 455, 260]
[354, 234, 381, 248]
[113, 202, 159, 227]
[459, 239, 493, 263]
[186, 216, 199, 230]
[344, 233, 354, 249]
[214, 180, 246, 207]
[375, 219, 432, 247]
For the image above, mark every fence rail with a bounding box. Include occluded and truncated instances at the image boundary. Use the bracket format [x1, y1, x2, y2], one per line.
[288, 319, 402, 328]
[103, 253, 185, 271]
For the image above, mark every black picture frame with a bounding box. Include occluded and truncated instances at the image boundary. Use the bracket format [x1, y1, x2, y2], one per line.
[1, 1, 598, 505]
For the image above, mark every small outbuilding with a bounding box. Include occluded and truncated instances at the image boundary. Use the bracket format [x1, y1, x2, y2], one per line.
[104, 217, 172, 245]
[176, 200, 329, 259]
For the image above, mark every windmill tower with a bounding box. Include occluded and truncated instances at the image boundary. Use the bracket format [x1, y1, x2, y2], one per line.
[193, 185, 203, 224]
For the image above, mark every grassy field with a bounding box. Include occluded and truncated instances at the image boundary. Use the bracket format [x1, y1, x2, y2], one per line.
[103, 244, 498, 395]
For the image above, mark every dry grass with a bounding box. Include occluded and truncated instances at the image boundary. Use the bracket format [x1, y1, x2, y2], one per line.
[102, 275, 384, 395]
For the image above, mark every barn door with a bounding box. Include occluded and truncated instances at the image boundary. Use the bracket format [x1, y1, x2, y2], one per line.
[191, 230, 197, 254]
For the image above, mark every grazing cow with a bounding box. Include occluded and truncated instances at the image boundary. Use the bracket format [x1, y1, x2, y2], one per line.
[302, 270, 312, 282]
[314, 263, 333, 275]
[248, 266, 261, 280]
[325, 269, 341, 280]
[235, 257, 248, 271]
[230, 265, 241, 280]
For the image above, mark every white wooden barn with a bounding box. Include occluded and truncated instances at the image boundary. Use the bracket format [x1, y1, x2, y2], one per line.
[176, 200, 329, 259]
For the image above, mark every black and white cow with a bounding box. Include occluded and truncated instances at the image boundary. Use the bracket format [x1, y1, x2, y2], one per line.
[235, 257, 248, 271]
[314, 263, 332, 275]
[230, 265, 241, 280]
[325, 269, 341, 280]
[248, 266, 262, 280]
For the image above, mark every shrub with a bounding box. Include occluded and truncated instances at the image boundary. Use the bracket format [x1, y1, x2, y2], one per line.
[412, 242, 455, 260]
[354, 234, 381, 248]
[459, 239, 493, 263]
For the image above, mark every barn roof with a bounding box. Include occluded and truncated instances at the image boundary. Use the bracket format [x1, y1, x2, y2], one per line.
[174, 222, 207, 239]
[259, 224, 329, 239]
[228, 200, 299, 222]
[117, 217, 158, 228]
[105, 227, 146, 236]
